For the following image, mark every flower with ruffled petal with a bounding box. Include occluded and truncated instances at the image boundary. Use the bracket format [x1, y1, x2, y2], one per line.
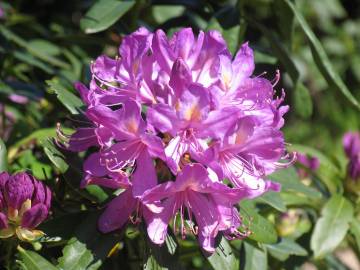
[0, 172, 51, 242]
[142, 164, 251, 252]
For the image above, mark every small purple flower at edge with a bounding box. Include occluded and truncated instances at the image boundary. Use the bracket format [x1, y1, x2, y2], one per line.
[343, 132, 360, 180]
[60, 27, 296, 252]
[0, 172, 51, 242]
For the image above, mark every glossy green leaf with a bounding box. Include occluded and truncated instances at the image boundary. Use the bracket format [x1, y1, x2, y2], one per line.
[0, 139, 8, 172]
[206, 237, 239, 270]
[310, 195, 354, 258]
[47, 79, 84, 115]
[243, 242, 267, 270]
[240, 201, 277, 244]
[255, 191, 287, 212]
[40, 211, 120, 261]
[269, 167, 322, 199]
[41, 138, 69, 174]
[17, 246, 58, 270]
[80, 0, 135, 34]
[57, 238, 101, 270]
[265, 238, 308, 261]
[283, 0, 360, 110]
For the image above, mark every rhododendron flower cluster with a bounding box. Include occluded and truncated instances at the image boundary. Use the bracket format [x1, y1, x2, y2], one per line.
[62, 27, 294, 252]
[0, 172, 51, 242]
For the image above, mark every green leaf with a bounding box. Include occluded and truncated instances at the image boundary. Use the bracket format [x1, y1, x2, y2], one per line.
[0, 25, 70, 69]
[265, 238, 308, 261]
[57, 238, 101, 270]
[243, 242, 267, 270]
[288, 144, 343, 194]
[40, 211, 120, 261]
[294, 82, 313, 119]
[255, 191, 287, 212]
[46, 79, 84, 115]
[240, 201, 277, 244]
[41, 138, 69, 174]
[27, 39, 61, 56]
[85, 185, 109, 203]
[269, 167, 322, 199]
[17, 246, 58, 270]
[350, 219, 360, 252]
[144, 233, 184, 270]
[8, 128, 73, 162]
[310, 195, 354, 258]
[283, 0, 360, 110]
[0, 139, 8, 172]
[206, 237, 239, 270]
[80, 0, 136, 34]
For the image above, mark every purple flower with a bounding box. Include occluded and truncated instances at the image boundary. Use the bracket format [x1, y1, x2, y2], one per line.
[343, 132, 360, 180]
[66, 27, 294, 252]
[0, 172, 51, 241]
[142, 164, 251, 252]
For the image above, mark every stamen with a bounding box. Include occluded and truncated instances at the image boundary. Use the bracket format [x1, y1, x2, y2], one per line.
[272, 69, 280, 87]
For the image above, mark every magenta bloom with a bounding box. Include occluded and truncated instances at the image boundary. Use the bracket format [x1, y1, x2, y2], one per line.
[343, 132, 360, 180]
[296, 153, 319, 178]
[142, 164, 251, 252]
[66, 27, 294, 252]
[0, 172, 51, 241]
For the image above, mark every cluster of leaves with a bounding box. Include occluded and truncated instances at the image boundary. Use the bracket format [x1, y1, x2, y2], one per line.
[1, 0, 360, 269]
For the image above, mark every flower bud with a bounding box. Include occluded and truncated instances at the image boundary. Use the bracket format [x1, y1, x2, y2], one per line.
[0, 172, 51, 242]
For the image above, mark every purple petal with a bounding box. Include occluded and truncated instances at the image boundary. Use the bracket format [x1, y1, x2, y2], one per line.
[153, 29, 175, 73]
[98, 189, 137, 233]
[92, 55, 118, 82]
[68, 128, 98, 152]
[0, 212, 8, 229]
[170, 28, 195, 60]
[21, 204, 48, 229]
[74, 82, 91, 105]
[146, 196, 177, 245]
[84, 152, 108, 177]
[141, 134, 165, 161]
[147, 104, 178, 135]
[187, 191, 219, 253]
[132, 150, 157, 198]
[169, 58, 192, 97]
[232, 42, 255, 80]
[343, 132, 360, 158]
[4, 172, 34, 210]
[81, 175, 130, 189]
